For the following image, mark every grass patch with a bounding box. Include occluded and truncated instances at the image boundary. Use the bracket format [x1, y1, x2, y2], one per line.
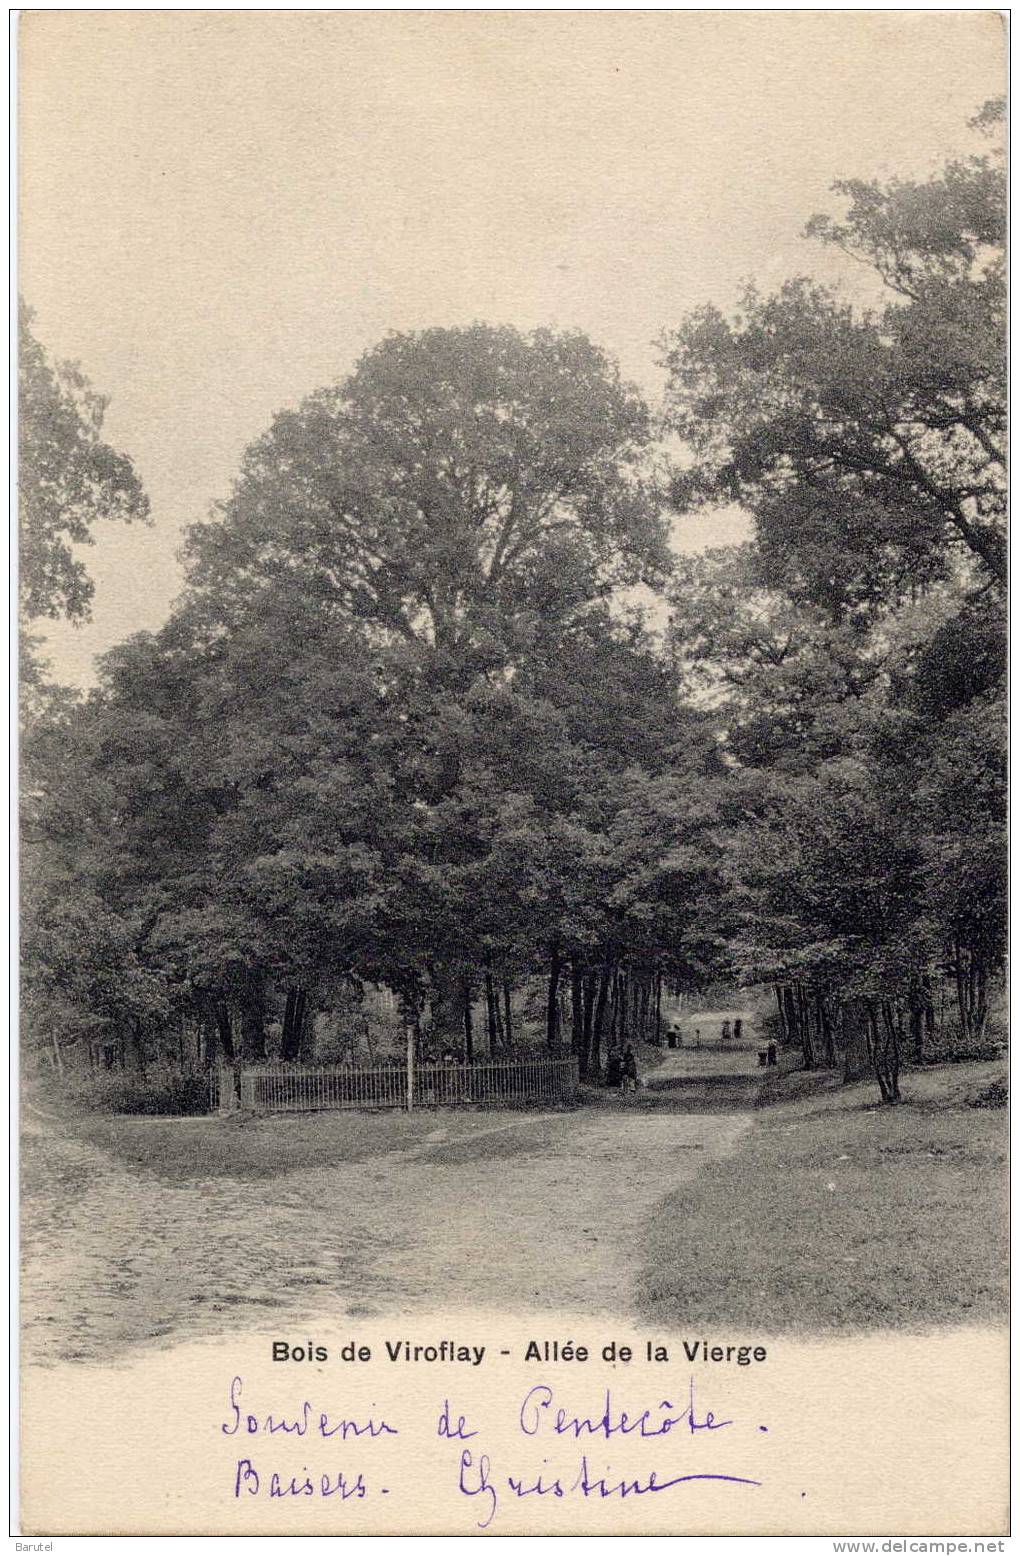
[60, 1105, 560, 1183]
[66, 1109, 432, 1180]
[640, 1059, 1008, 1335]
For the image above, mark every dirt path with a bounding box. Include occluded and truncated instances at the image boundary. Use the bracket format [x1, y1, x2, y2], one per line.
[21, 1105, 753, 1364]
[651, 1006, 760, 1083]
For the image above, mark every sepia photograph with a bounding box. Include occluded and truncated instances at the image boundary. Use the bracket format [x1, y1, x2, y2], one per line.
[16, 9, 1007, 1537]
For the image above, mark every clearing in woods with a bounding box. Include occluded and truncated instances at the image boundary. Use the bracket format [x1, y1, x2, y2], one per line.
[23, 1006, 765, 1362]
[21, 1100, 752, 1363]
[22, 1009, 1003, 1361]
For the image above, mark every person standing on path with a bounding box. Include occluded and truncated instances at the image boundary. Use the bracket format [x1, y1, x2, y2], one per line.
[622, 1044, 638, 1093]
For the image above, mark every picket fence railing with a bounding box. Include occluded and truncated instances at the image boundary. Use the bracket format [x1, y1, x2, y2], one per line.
[214, 1056, 579, 1114]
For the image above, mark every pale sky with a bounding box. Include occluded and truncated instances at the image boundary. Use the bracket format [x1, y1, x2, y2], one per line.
[18, 10, 1005, 688]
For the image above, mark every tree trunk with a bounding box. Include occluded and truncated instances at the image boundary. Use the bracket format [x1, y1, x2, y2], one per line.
[281, 989, 310, 1062]
[240, 980, 267, 1063]
[794, 984, 814, 1068]
[840, 1003, 860, 1082]
[130, 1016, 146, 1076]
[782, 985, 799, 1048]
[503, 981, 513, 1050]
[973, 955, 988, 1039]
[909, 972, 925, 1063]
[590, 966, 613, 1078]
[954, 940, 971, 1037]
[818, 992, 836, 1068]
[880, 1000, 902, 1102]
[570, 966, 584, 1057]
[484, 966, 499, 1056]
[863, 998, 902, 1103]
[579, 974, 595, 1079]
[546, 940, 562, 1052]
[280, 990, 295, 1059]
[215, 1002, 235, 1063]
[297, 993, 315, 1062]
[462, 978, 474, 1062]
[864, 1001, 891, 1102]
[923, 975, 936, 1039]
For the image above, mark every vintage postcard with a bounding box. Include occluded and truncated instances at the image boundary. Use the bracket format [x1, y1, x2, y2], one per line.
[16, 9, 1008, 1539]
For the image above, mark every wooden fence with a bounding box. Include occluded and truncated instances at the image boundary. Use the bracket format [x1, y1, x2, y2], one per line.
[216, 1056, 579, 1114]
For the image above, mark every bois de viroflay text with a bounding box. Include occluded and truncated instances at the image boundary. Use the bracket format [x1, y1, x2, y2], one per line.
[271, 1338, 770, 1367]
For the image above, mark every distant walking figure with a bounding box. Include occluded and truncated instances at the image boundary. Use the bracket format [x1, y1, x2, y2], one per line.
[721, 1019, 731, 1041]
[606, 1046, 623, 1089]
[694, 1027, 701, 1048]
[734, 1018, 743, 1041]
[622, 1044, 638, 1094]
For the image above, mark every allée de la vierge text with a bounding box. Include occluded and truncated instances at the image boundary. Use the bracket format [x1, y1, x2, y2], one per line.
[272, 1339, 769, 1367]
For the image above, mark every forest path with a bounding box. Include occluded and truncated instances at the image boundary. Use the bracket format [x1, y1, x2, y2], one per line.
[21, 1102, 753, 1364]
[649, 1005, 764, 1085]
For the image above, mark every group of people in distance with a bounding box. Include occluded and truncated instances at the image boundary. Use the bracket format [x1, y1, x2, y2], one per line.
[605, 1042, 639, 1093]
[673, 1015, 744, 1048]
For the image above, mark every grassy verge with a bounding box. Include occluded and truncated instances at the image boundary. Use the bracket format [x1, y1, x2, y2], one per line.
[49, 1104, 558, 1183]
[640, 1059, 1008, 1334]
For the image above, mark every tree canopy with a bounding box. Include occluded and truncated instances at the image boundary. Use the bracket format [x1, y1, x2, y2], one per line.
[661, 104, 1005, 612]
[660, 104, 1006, 1094]
[19, 300, 150, 625]
[22, 108, 1006, 1105]
[182, 324, 670, 670]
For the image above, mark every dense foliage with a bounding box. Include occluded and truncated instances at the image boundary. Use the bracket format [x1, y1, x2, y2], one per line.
[661, 103, 1006, 1098]
[22, 107, 1006, 1104]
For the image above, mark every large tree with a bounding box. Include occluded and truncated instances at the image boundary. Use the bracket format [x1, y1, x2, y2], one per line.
[19, 300, 150, 625]
[174, 324, 679, 1045]
[20, 305, 155, 1070]
[182, 324, 670, 669]
[661, 103, 1005, 614]
[659, 105, 1007, 1100]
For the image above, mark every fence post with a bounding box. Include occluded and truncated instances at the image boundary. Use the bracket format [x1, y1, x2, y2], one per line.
[406, 1025, 415, 1113]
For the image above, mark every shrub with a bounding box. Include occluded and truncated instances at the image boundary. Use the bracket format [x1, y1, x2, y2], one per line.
[969, 1079, 1008, 1109]
[64, 1066, 214, 1116]
[911, 1027, 1005, 1067]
